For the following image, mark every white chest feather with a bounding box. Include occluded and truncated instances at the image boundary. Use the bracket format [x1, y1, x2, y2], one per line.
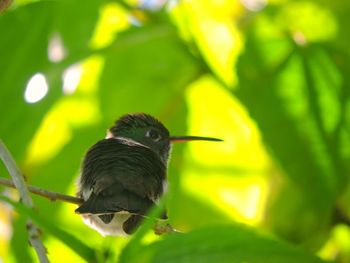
[81, 212, 131, 236]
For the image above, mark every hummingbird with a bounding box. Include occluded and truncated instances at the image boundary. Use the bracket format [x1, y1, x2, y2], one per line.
[75, 113, 222, 236]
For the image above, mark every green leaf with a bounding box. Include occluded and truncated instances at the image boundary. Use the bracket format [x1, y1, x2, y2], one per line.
[235, 15, 346, 246]
[0, 1, 59, 161]
[236, 29, 336, 206]
[98, 23, 204, 124]
[119, 224, 326, 263]
[56, 0, 102, 53]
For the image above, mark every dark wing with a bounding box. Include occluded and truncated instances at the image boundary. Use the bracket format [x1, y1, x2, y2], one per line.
[75, 139, 166, 220]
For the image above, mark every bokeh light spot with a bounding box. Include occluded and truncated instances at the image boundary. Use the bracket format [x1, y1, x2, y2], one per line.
[48, 32, 66, 63]
[63, 64, 83, 95]
[24, 73, 49, 104]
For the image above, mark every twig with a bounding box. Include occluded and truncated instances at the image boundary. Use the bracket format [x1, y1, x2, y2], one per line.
[0, 177, 83, 205]
[0, 140, 50, 263]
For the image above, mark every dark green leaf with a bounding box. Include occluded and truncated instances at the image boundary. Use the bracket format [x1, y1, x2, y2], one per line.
[120, 225, 326, 263]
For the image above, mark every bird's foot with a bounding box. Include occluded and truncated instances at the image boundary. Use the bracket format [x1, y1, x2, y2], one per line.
[153, 221, 179, 235]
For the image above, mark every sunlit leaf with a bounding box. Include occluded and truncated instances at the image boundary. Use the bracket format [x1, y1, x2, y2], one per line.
[235, 12, 346, 247]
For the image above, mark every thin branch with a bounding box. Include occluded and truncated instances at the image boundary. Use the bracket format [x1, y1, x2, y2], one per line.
[0, 177, 83, 205]
[0, 140, 49, 263]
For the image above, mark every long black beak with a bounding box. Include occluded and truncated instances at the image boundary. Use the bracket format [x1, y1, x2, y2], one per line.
[169, 136, 223, 143]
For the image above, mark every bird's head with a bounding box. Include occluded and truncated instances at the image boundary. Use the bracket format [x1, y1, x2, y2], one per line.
[108, 113, 222, 164]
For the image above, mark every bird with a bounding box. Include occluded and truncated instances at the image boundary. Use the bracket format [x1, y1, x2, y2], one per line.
[75, 113, 222, 236]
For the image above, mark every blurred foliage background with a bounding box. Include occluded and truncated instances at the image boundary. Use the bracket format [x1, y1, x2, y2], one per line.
[0, 0, 349, 262]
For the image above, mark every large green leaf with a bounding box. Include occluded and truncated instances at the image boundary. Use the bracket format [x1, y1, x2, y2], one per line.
[119, 224, 326, 263]
[0, 1, 59, 161]
[235, 12, 346, 247]
[55, 0, 102, 53]
[98, 23, 204, 124]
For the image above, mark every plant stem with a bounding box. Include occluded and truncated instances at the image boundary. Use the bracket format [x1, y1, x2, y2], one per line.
[0, 140, 50, 263]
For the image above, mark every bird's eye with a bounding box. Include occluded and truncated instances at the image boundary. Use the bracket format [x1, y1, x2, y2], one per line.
[146, 129, 161, 141]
